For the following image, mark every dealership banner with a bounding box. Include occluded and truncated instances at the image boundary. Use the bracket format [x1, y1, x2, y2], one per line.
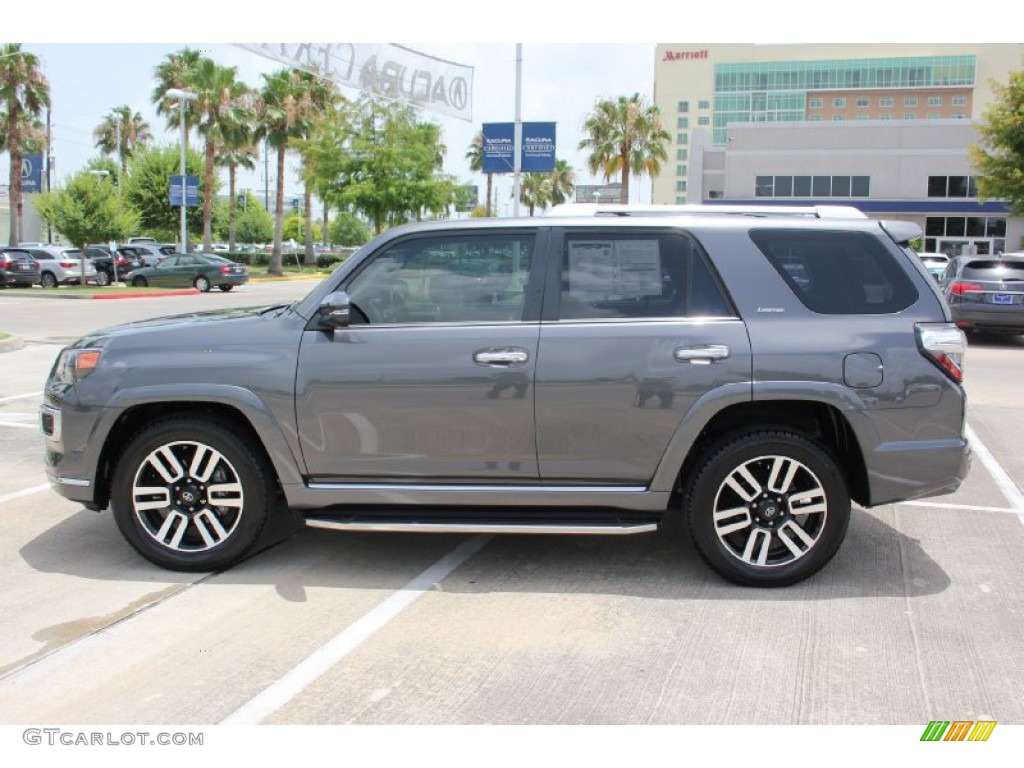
[482, 122, 557, 173]
[235, 43, 473, 122]
[21, 154, 44, 194]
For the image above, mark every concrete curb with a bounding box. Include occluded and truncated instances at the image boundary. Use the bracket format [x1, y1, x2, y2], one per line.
[93, 289, 200, 299]
[0, 334, 26, 353]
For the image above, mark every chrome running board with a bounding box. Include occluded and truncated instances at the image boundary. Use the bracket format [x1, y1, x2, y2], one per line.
[304, 518, 658, 535]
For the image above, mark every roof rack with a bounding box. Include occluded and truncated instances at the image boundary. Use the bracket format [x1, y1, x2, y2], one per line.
[546, 203, 868, 219]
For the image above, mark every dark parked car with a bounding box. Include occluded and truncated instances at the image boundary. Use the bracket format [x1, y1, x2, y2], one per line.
[124, 252, 249, 292]
[41, 207, 970, 587]
[0, 247, 40, 288]
[941, 253, 1024, 335]
[127, 242, 175, 267]
[85, 246, 146, 285]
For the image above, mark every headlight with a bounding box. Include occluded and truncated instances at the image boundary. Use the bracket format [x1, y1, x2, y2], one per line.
[55, 348, 103, 384]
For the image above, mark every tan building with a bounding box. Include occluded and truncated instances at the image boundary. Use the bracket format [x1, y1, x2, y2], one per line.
[653, 44, 1024, 254]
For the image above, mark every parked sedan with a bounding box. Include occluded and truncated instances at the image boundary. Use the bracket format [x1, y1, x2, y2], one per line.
[942, 253, 1024, 335]
[125, 252, 249, 292]
[0, 247, 41, 288]
[22, 245, 98, 287]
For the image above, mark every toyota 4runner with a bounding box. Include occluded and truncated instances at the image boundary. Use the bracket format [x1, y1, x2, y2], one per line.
[40, 207, 970, 586]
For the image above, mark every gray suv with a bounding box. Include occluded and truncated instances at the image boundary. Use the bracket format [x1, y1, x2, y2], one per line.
[40, 208, 970, 586]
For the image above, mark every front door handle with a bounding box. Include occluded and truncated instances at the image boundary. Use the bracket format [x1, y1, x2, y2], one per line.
[674, 344, 730, 364]
[473, 347, 530, 366]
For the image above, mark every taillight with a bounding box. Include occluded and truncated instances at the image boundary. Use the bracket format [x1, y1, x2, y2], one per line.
[0, 260, 12, 269]
[221, 265, 231, 275]
[916, 323, 966, 384]
[60, 261, 76, 268]
[950, 281, 983, 296]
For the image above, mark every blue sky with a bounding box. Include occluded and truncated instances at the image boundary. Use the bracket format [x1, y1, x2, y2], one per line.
[4, 3, 1004, 212]
[3, 41, 656, 211]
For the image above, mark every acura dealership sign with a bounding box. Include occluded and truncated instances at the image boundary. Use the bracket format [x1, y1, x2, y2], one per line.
[236, 43, 474, 122]
[482, 122, 557, 173]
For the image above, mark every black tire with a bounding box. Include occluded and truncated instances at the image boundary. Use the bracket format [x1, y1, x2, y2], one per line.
[110, 417, 275, 571]
[684, 430, 850, 587]
[218, 284, 233, 292]
[40, 272, 57, 289]
[94, 270, 111, 287]
[132, 276, 148, 287]
[195, 275, 211, 292]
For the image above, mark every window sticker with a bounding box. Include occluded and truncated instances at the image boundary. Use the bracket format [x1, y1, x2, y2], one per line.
[568, 239, 662, 301]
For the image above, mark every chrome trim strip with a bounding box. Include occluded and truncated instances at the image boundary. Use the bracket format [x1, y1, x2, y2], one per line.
[306, 482, 648, 493]
[54, 477, 91, 487]
[305, 519, 658, 535]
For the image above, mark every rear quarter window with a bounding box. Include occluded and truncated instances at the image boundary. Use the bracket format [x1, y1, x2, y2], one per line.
[750, 229, 918, 314]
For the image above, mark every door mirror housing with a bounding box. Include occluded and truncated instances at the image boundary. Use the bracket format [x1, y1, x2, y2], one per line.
[317, 290, 352, 329]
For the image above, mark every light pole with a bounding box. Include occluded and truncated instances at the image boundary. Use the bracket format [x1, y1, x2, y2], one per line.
[166, 88, 197, 253]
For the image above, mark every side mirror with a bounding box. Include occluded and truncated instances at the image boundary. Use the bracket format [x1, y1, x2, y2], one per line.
[317, 290, 352, 329]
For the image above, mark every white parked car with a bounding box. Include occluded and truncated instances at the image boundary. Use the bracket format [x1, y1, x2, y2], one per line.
[21, 245, 98, 288]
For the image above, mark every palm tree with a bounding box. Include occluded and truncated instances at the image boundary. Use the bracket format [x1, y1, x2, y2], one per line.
[93, 105, 152, 183]
[288, 71, 341, 263]
[257, 68, 314, 274]
[547, 159, 576, 206]
[1, 44, 51, 245]
[190, 59, 252, 251]
[216, 123, 259, 253]
[466, 132, 493, 216]
[518, 173, 549, 217]
[578, 93, 670, 205]
[151, 48, 202, 141]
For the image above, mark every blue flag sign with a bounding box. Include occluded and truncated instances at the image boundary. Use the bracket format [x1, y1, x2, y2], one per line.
[21, 154, 44, 194]
[168, 175, 200, 207]
[482, 122, 556, 173]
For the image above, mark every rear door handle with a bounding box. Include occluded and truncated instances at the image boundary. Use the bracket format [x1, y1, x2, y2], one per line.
[473, 347, 530, 366]
[674, 344, 730, 364]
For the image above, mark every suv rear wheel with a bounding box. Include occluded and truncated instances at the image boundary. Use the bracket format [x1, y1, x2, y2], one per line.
[685, 430, 850, 587]
[110, 417, 275, 571]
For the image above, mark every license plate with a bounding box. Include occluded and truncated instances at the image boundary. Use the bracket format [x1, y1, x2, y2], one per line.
[993, 294, 1014, 304]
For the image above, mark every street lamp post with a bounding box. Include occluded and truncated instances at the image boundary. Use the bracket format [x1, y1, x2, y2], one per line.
[166, 88, 197, 253]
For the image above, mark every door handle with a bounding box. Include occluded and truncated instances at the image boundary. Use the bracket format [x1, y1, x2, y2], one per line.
[674, 344, 730, 364]
[473, 347, 530, 366]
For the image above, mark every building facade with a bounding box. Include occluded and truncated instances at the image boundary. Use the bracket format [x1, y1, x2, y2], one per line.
[653, 44, 1024, 254]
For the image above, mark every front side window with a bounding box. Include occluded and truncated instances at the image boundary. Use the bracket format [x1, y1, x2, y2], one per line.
[346, 233, 535, 324]
[750, 229, 918, 315]
[559, 232, 732, 320]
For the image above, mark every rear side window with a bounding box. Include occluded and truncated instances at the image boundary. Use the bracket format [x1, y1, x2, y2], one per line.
[559, 231, 732, 319]
[750, 229, 918, 314]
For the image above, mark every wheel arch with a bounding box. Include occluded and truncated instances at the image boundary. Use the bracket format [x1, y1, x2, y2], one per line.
[93, 395, 303, 511]
[661, 398, 870, 510]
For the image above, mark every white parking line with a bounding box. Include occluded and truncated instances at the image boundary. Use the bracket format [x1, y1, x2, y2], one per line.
[0, 422, 37, 430]
[0, 484, 51, 505]
[0, 391, 42, 403]
[966, 424, 1024, 521]
[221, 534, 491, 725]
[898, 500, 1020, 514]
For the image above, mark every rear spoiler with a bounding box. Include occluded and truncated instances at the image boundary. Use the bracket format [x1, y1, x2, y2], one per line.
[879, 220, 922, 246]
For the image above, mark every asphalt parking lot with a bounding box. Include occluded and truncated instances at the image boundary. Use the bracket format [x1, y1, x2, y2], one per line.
[1, 280, 1022, 759]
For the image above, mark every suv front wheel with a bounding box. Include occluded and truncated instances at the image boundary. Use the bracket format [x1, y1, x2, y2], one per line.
[685, 430, 850, 587]
[110, 417, 274, 571]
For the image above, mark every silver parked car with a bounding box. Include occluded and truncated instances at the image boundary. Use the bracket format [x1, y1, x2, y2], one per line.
[22, 245, 98, 288]
[40, 206, 969, 587]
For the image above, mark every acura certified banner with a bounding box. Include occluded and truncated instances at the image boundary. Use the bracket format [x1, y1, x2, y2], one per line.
[236, 43, 473, 122]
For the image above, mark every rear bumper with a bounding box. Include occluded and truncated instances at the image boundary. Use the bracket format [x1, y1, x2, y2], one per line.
[951, 306, 1024, 333]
